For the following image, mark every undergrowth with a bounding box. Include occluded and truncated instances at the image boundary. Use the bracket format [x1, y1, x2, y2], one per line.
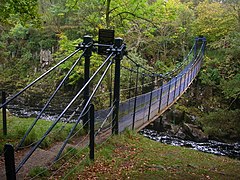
[199, 109, 240, 142]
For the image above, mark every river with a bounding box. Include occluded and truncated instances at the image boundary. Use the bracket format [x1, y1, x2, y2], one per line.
[140, 128, 240, 160]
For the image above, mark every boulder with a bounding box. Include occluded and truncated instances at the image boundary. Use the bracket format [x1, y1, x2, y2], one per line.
[182, 123, 208, 142]
[148, 109, 208, 142]
[40, 49, 53, 70]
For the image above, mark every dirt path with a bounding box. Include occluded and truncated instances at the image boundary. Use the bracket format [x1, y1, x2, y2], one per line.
[0, 129, 111, 180]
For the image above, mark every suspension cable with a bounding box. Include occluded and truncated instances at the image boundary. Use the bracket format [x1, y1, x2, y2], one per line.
[125, 55, 157, 76]
[17, 49, 87, 148]
[124, 42, 196, 80]
[121, 65, 154, 77]
[55, 55, 115, 161]
[15, 52, 114, 173]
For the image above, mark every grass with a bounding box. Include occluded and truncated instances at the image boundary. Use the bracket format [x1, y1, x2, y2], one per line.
[28, 166, 50, 178]
[48, 130, 240, 179]
[0, 111, 85, 154]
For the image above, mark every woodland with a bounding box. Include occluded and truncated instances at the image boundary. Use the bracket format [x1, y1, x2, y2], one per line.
[0, 0, 239, 141]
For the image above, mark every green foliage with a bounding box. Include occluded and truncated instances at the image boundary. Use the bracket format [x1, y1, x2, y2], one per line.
[154, 60, 172, 74]
[199, 56, 221, 86]
[200, 109, 240, 141]
[54, 33, 106, 88]
[224, 31, 240, 62]
[0, 0, 40, 25]
[0, 24, 59, 91]
[193, 0, 236, 44]
[9, 24, 29, 39]
[221, 74, 240, 99]
[200, 67, 220, 86]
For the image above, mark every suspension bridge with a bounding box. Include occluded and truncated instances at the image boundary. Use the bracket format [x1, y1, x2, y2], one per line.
[0, 31, 206, 179]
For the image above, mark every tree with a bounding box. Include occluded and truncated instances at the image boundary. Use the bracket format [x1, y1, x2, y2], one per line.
[0, 0, 39, 26]
[192, 0, 236, 44]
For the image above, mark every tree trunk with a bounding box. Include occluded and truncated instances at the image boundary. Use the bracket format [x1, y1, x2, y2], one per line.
[106, 0, 111, 28]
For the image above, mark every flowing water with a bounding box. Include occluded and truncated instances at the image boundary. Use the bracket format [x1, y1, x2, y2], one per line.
[140, 129, 240, 160]
[7, 104, 111, 123]
[8, 104, 74, 122]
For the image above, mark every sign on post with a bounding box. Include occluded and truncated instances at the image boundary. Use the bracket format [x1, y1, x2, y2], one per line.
[98, 29, 115, 55]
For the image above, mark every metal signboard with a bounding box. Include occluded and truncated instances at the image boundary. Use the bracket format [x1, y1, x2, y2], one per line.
[98, 29, 115, 55]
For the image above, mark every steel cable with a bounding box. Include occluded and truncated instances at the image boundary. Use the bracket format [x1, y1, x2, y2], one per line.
[17, 50, 87, 148]
[15, 52, 115, 173]
[55, 55, 115, 161]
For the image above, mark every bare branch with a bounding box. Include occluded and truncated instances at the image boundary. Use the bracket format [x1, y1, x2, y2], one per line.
[112, 11, 158, 28]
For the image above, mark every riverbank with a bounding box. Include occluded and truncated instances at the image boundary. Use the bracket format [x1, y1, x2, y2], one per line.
[45, 131, 240, 179]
